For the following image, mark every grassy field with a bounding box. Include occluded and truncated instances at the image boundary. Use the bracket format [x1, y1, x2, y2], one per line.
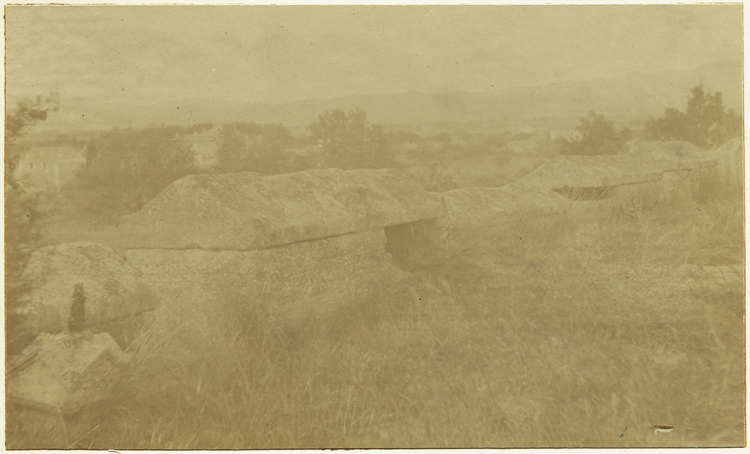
[7, 171, 745, 449]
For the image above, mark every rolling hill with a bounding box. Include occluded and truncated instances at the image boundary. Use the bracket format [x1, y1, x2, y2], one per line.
[30, 59, 742, 133]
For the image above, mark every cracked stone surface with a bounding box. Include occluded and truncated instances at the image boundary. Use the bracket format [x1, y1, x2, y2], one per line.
[119, 168, 445, 251]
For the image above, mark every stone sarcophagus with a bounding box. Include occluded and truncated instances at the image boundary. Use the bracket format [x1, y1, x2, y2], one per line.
[403, 141, 718, 269]
[513, 141, 715, 208]
[119, 168, 444, 333]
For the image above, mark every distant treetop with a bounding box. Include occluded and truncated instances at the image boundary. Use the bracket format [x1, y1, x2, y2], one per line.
[646, 84, 742, 149]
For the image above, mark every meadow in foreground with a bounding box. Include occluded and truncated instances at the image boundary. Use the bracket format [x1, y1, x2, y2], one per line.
[8, 178, 744, 449]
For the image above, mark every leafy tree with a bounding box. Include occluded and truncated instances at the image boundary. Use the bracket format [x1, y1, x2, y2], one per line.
[69, 126, 197, 223]
[309, 109, 390, 169]
[5, 93, 60, 189]
[215, 123, 293, 175]
[5, 93, 59, 354]
[647, 84, 742, 148]
[562, 111, 629, 155]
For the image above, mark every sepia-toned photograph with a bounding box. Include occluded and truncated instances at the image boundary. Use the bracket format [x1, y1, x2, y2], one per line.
[4, 3, 745, 449]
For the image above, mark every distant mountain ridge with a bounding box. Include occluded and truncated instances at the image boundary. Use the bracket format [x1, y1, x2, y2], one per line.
[33, 59, 742, 132]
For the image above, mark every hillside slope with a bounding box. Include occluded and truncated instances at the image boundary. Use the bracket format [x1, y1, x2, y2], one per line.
[32, 59, 742, 131]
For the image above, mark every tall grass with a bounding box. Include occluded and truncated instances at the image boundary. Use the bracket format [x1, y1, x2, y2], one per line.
[8, 169, 744, 449]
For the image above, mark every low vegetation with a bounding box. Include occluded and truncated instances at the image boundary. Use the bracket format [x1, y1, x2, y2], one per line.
[559, 84, 742, 156]
[560, 111, 630, 156]
[5, 93, 60, 354]
[6, 86, 743, 448]
[646, 84, 743, 149]
[9, 163, 743, 449]
[67, 126, 198, 224]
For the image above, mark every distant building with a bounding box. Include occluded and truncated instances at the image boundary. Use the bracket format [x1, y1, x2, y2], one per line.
[505, 140, 540, 154]
[173, 126, 222, 170]
[188, 130, 220, 170]
[550, 129, 582, 142]
[507, 122, 534, 136]
[288, 144, 322, 157]
[14, 146, 86, 193]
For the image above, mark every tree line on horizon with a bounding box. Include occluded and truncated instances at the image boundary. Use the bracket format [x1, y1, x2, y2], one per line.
[7, 83, 742, 227]
[4, 83, 744, 354]
[560, 84, 742, 156]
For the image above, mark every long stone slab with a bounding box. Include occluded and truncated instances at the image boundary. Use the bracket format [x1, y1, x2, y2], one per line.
[119, 168, 445, 251]
[514, 154, 663, 191]
[126, 229, 392, 328]
[514, 141, 714, 192]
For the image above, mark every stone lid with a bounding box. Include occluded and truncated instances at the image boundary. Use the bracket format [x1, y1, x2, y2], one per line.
[515, 141, 714, 191]
[515, 154, 663, 190]
[120, 168, 445, 251]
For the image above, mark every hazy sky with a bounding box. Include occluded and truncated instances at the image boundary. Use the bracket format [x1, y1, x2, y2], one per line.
[5, 5, 743, 105]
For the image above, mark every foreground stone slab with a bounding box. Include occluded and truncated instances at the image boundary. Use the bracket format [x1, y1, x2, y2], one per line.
[8, 331, 124, 414]
[18, 242, 160, 346]
[127, 229, 392, 330]
[120, 168, 445, 251]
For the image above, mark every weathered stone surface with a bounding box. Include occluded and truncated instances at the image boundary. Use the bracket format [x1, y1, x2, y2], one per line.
[397, 186, 579, 267]
[8, 331, 124, 414]
[18, 242, 159, 344]
[608, 179, 663, 209]
[119, 168, 445, 251]
[127, 229, 392, 331]
[627, 141, 715, 171]
[514, 154, 662, 191]
[709, 138, 743, 186]
[439, 185, 570, 221]
[515, 141, 714, 193]
[389, 140, 720, 272]
[628, 142, 711, 204]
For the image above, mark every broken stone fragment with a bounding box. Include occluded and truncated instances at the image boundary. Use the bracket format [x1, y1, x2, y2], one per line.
[8, 331, 124, 415]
